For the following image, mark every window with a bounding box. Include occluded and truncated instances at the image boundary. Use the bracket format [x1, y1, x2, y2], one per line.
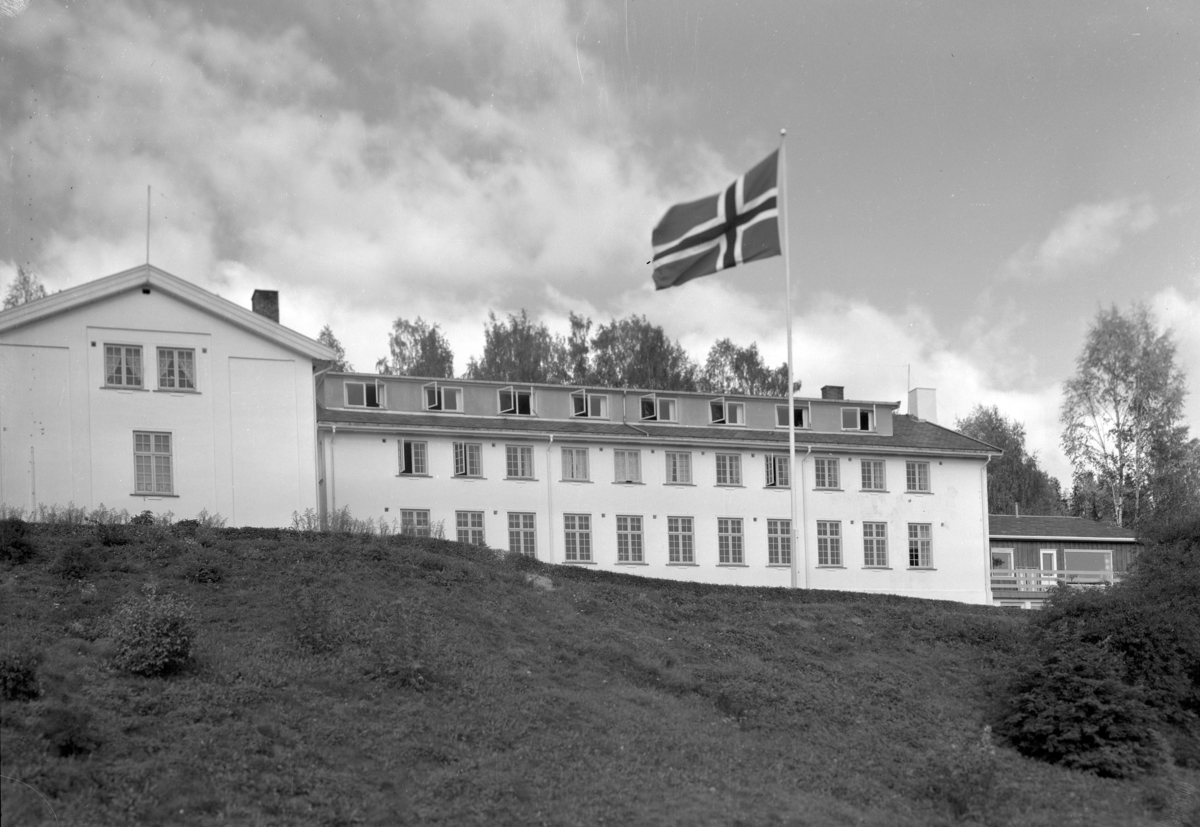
[814, 457, 840, 489]
[134, 432, 172, 493]
[767, 519, 791, 565]
[861, 460, 886, 491]
[614, 449, 641, 483]
[715, 453, 742, 486]
[453, 442, 482, 477]
[775, 405, 808, 428]
[571, 390, 608, 418]
[640, 395, 677, 422]
[506, 445, 535, 479]
[508, 512, 536, 555]
[817, 521, 842, 566]
[908, 523, 932, 568]
[668, 517, 694, 563]
[499, 386, 533, 415]
[665, 451, 692, 484]
[616, 515, 644, 563]
[562, 447, 589, 481]
[346, 380, 384, 408]
[709, 398, 745, 425]
[157, 348, 195, 390]
[564, 514, 592, 562]
[765, 455, 790, 488]
[842, 407, 875, 431]
[105, 345, 143, 388]
[423, 382, 462, 412]
[863, 522, 888, 567]
[718, 518, 744, 564]
[456, 511, 485, 545]
[399, 440, 428, 475]
[905, 461, 930, 492]
[400, 509, 431, 537]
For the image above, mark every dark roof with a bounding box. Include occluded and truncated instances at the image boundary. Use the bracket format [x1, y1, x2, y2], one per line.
[989, 515, 1139, 541]
[317, 406, 999, 456]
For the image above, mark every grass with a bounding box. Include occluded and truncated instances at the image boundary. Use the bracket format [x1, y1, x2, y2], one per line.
[0, 524, 1190, 826]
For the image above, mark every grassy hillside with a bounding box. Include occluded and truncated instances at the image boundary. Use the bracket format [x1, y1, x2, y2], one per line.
[0, 524, 1182, 826]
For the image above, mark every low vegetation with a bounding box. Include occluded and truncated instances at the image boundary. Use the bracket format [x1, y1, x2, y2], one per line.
[0, 514, 1196, 826]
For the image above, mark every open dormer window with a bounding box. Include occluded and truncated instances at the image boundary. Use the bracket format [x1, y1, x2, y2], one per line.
[499, 386, 534, 416]
[423, 382, 463, 412]
[841, 407, 875, 431]
[775, 405, 808, 428]
[639, 394, 677, 422]
[571, 390, 608, 418]
[709, 398, 745, 425]
[346, 380, 384, 408]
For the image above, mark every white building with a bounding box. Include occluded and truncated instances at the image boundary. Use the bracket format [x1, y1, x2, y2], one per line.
[0, 264, 334, 527]
[317, 374, 1000, 603]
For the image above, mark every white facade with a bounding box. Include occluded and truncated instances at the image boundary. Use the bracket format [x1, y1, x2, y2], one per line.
[0, 265, 334, 527]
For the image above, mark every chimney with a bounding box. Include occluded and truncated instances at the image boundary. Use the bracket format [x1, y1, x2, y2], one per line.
[908, 387, 937, 423]
[252, 290, 279, 323]
[820, 385, 844, 400]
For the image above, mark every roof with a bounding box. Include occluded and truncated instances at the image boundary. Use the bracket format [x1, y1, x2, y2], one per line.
[0, 264, 336, 362]
[989, 515, 1140, 542]
[317, 405, 1000, 456]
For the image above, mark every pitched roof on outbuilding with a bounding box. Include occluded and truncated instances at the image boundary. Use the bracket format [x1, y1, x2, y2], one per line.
[989, 515, 1139, 542]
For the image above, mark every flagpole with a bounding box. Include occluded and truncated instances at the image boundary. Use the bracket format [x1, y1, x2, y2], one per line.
[780, 129, 804, 590]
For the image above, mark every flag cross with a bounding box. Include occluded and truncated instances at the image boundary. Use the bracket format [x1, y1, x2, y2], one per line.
[654, 176, 777, 273]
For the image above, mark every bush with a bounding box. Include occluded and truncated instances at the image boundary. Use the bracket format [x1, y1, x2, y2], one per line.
[40, 704, 101, 757]
[0, 516, 36, 563]
[130, 510, 156, 526]
[109, 591, 197, 676]
[95, 521, 131, 547]
[50, 541, 98, 580]
[0, 648, 42, 701]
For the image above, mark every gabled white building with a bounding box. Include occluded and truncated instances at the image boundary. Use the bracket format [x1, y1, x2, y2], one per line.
[0, 265, 334, 526]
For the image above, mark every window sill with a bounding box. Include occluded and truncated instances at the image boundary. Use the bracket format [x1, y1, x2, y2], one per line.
[131, 493, 179, 498]
[615, 561, 648, 566]
[863, 566, 892, 570]
[612, 481, 644, 485]
[563, 560, 596, 565]
[767, 563, 793, 568]
[101, 386, 149, 392]
[816, 565, 846, 569]
[860, 489, 889, 494]
[905, 490, 933, 495]
[346, 405, 385, 410]
[506, 477, 538, 482]
[153, 389, 200, 395]
[663, 482, 695, 487]
[718, 563, 748, 567]
[813, 487, 843, 492]
[560, 479, 592, 484]
[396, 473, 431, 478]
[762, 486, 791, 491]
[715, 484, 745, 489]
[907, 567, 937, 571]
[453, 475, 487, 480]
[668, 562, 698, 567]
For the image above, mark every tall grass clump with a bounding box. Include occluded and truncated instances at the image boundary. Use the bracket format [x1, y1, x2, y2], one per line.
[109, 590, 197, 677]
[1, 516, 36, 563]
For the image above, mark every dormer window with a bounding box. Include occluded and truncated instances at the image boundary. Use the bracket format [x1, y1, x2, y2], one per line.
[709, 398, 745, 426]
[571, 390, 608, 418]
[346, 380, 384, 408]
[775, 405, 808, 428]
[423, 382, 463, 412]
[841, 407, 875, 431]
[639, 394, 677, 422]
[499, 386, 534, 416]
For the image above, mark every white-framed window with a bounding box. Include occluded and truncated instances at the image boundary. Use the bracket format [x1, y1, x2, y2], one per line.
[423, 382, 463, 412]
[508, 512, 536, 555]
[570, 390, 609, 419]
[561, 447, 589, 481]
[863, 522, 888, 567]
[715, 453, 742, 486]
[908, 523, 932, 568]
[346, 380, 384, 408]
[456, 511, 485, 545]
[814, 457, 840, 489]
[616, 515, 644, 563]
[614, 449, 641, 483]
[398, 440, 427, 475]
[765, 455, 790, 488]
[718, 517, 744, 564]
[105, 344, 143, 388]
[639, 394, 677, 422]
[499, 386, 534, 415]
[453, 442, 482, 477]
[709, 398, 745, 425]
[817, 521, 842, 566]
[564, 513, 592, 562]
[775, 405, 808, 428]
[665, 451, 692, 484]
[668, 516, 694, 563]
[842, 407, 875, 431]
[157, 347, 196, 390]
[906, 461, 930, 493]
[861, 459, 886, 491]
[506, 445, 535, 479]
[134, 431, 173, 494]
[767, 519, 791, 565]
[400, 509, 431, 537]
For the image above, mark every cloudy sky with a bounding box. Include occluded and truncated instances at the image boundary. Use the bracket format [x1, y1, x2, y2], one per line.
[2, 0, 1198, 486]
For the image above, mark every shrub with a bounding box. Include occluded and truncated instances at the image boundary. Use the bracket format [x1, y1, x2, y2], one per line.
[180, 552, 224, 584]
[95, 521, 131, 547]
[109, 591, 197, 676]
[130, 510, 156, 526]
[0, 516, 36, 563]
[0, 648, 42, 701]
[40, 704, 101, 757]
[50, 542, 98, 580]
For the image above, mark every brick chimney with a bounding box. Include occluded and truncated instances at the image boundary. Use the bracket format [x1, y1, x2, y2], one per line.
[252, 290, 279, 323]
[908, 387, 937, 423]
[820, 385, 844, 400]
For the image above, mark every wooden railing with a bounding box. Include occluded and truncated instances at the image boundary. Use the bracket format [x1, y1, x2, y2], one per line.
[990, 568, 1123, 593]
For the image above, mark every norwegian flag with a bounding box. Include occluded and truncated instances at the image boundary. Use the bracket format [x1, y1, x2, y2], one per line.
[651, 150, 781, 290]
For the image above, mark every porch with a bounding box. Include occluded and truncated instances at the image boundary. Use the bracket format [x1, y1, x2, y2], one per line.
[989, 568, 1124, 609]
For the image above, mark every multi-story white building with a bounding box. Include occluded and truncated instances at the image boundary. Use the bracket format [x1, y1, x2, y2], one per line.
[317, 374, 1000, 603]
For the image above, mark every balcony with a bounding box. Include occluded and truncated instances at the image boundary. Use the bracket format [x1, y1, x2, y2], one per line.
[990, 568, 1122, 609]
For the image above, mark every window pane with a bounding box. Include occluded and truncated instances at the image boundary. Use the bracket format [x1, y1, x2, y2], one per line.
[347, 383, 365, 406]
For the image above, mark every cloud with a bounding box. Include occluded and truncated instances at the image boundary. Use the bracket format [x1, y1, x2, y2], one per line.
[1003, 197, 1157, 279]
